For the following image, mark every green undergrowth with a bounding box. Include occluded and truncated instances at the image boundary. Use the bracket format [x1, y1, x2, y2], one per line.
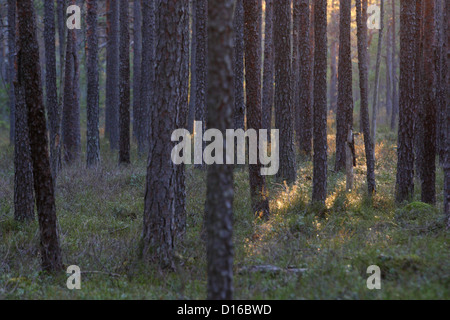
[0, 126, 448, 300]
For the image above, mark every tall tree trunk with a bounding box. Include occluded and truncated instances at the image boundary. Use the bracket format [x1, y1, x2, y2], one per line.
[312, 0, 328, 203]
[292, 0, 301, 122]
[195, 0, 208, 168]
[371, 0, 384, 143]
[140, 0, 155, 155]
[420, 0, 437, 204]
[274, 0, 297, 184]
[385, 21, 393, 122]
[105, 0, 120, 149]
[175, 0, 190, 241]
[234, 0, 245, 131]
[206, 0, 235, 300]
[7, 0, 15, 146]
[14, 75, 35, 221]
[133, 0, 142, 142]
[17, 0, 63, 272]
[335, 0, 353, 172]
[57, 0, 66, 97]
[44, 0, 61, 180]
[413, 0, 424, 180]
[390, 0, 398, 130]
[62, 22, 81, 164]
[86, 0, 100, 167]
[262, 0, 274, 137]
[143, 0, 188, 269]
[244, 0, 270, 218]
[395, 0, 416, 203]
[356, 0, 376, 195]
[119, 0, 131, 165]
[435, 0, 447, 165]
[298, 0, 312, 156]
[187, 0, 196, 133]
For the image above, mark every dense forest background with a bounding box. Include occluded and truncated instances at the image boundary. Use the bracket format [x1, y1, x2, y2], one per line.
[0, 0, 448, 300]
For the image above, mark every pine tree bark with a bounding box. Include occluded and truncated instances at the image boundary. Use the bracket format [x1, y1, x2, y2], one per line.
[118, 0, 131, 165]
[371, 0, 385, 143]
[187, 0, 197, 133]
[133, 0, 142, 143]
[390, 0, 398, 130]
[297, 0, 312, 156]
[312, 0, 328, 203]
[175, 1, 190, 241]
[413, 0, 424, 180]
[17, 0, 63, 271]
[205, 0, 235, 300]
[44, 0, 61, 180]
[395, 0, 416, 202]
[335, 0, 353, 172]
[7, 0, 15, 146]
[140, 0, 155, 155]
[86, 0, 100, 167]
[244, 0, 270, 218]
[105, 0, 120, 149]
[356, 0, 376, 195]
[143, 0, 188, 269]
[420, 0, 437, 204]
[234, 0, 245, 131]
[274, 0, 297, 184]
[195, 0, 208, 167]
[62, 23, 81, 164]
[14, 78, 35, 222]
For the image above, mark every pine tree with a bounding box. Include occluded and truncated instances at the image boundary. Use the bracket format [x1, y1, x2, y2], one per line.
[395, 0, 416, 202]
[274, 0, 297, 184]
[312, 0, 328, 203]
[17, 0, 63, 271]
[206, 0, 235, 300]
[86, 0, 100, 167]
[244, 0, 270, 218]
[119, 0, 131, 165]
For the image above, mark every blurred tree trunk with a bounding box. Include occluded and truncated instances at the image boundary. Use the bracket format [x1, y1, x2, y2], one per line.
[175, 0, 190, 241]
[86, 0, 100, 167]
[133, 0, 142, 142]
[105, 0, 120, 149]
[140, 0, 155, 155]
[7, 0, 15, 146]
[371, 0, 384, 144]
[187, 0, 196, 133]
[274, 0, 297, 184]
[17, 0, 63, 272]
[119, 0, 130, 165]
[335, 0, 353, 172]
[234, 0, 245, 131]
[298, 0, 312, 156]
[57, 0, 65, 96]
[395, 0, 416, 203]
[385, 21, 393, 122]
[205, 0, 235, 300]
[244, 0, 270, 218]
[262, 0, 274, 138]
[195, 0, 208, 169]
[356, 0, 376, 195]
[312, 0, 327, 203]
[413, 0, 424, 180]
[62, 15, 81, 164]
[435, 0, 447, 165]
[390, 0, 398, 130]
[14, 70, 35, 221]
[44, 0, 62, 180]
[143, 0, 188, 269]
[420, 0, 437, 204]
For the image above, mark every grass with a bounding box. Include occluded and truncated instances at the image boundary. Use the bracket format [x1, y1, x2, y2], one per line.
[0, 121, 448, 300]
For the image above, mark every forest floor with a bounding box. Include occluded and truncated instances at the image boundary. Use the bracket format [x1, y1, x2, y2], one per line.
[0, 119, 449, 299]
